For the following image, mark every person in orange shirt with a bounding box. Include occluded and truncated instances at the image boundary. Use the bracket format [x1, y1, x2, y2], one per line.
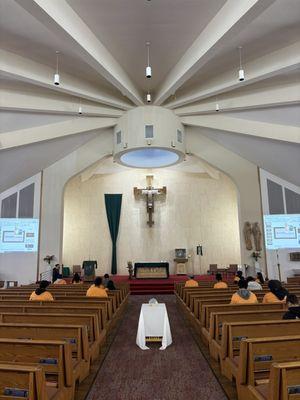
[29, 280, 54, 301]
[53, 274, 67, 285]
[184, 275, 199, 287]
[262, 280, 288, 304]
[233, 270, 243, 284]
[86, 277, 108, 297]
[230, 279, 258, 304]
[213, 273, 228, 289]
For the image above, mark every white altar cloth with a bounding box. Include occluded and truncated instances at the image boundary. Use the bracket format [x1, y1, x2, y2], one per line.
[136, 303, 172, 350]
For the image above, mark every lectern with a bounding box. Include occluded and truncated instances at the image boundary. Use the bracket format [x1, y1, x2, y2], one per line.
[82, 260, 97, 282]
[174, 248, 188, 275]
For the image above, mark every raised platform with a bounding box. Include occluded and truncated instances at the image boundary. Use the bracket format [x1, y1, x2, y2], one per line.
[113, 275, 215, 295]
[64, 274, 224, 294]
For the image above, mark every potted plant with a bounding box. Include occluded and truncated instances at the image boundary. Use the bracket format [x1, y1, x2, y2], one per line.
[251, 251, 261, 262]
[43, 255, 55, 265]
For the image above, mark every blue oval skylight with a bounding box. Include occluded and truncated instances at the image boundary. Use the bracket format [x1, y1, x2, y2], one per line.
[120, 148, 179, 168]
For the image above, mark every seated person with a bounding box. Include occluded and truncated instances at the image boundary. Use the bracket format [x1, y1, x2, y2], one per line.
[103, 273, 110, 287]
[230, 278, 258, 304]
[29, 280, 54, 301]
[107, 279, 116, 290]
[262, 279, 288, 304]
[86, 277, 108, 297]
[72, 272, 82, 284]
[247, 276, 262, 290]
[52, 264, 60, 283]
[53, 274, 67, 285]
[283, 294, 300, 320]
[256, 272, 264, 285]
[234, 270, 243, 283]
[213, 273, 228, 289]
[184, 275, 199, 287]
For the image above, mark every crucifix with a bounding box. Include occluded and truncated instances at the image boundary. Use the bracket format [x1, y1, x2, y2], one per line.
[134, 175, 167, 227]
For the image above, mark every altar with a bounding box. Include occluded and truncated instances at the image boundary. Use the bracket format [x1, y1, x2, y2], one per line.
[134, 262, 169, 279]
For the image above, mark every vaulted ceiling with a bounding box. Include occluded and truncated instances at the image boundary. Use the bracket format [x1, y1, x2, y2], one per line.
[0, 0, 299, 192]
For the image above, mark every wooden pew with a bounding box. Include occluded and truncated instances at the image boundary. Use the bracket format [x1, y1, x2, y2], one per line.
[0, 299, 113, 323]
[247, 361, 300, 400]
[0, 339, 74, 400]
[204, 303, 285, 336]
[0, 313, 102, 361]
[0, 364, 48, 400]
[220, 320, 300, 381]
[208, 308, 287, 360]
[0, 304, 106, 331]
[236, 336, 300, 400]
[0, 323, 89, 383]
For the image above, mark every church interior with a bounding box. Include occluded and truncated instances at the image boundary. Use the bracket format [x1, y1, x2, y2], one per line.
[0, 0, 300, 399]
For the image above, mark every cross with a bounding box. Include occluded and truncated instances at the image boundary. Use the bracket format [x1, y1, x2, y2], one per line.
[134, 175, 167, 227]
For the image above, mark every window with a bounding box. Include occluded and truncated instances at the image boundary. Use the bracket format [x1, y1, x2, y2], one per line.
[177, 129, 183, 143]
[116, 131, 122, 144]
[145, 125, 154, 139]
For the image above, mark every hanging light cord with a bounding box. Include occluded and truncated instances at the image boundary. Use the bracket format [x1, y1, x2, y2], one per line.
[238, 46, 243, 69]
[56, 51, 59, 74]
[146, 42, 150, 67]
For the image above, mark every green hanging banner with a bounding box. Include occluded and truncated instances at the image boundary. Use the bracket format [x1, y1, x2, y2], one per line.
[104, 194, 122, 275]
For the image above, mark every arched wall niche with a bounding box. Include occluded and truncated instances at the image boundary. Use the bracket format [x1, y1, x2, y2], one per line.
[62, 154, 241, 275]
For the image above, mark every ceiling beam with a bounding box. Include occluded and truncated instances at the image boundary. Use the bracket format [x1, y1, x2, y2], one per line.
[0, 87, 124, 117]
[174, 83, 300, 116]
[167, 42, 300, 108]
[181, 115, 300, 144]
[0, 117, 116, 150]
[0, 49, 131, 110]
[15, 0, 143, 106]
[154, 0, 275, 105]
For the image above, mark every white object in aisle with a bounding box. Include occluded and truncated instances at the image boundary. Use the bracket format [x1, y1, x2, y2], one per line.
[136, 303, 172, 350]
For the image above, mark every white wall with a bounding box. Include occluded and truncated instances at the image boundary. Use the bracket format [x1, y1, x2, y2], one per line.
[62, 168, 240, 275]
[0, 173, 41, 285]
[260, 169, 300, 281]
[186, 127, 265, 272]
[39, 130, 113, 276]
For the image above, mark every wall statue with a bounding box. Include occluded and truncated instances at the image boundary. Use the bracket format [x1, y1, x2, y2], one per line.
[252, 222, 262, 252]
[243, 221, 253, 250]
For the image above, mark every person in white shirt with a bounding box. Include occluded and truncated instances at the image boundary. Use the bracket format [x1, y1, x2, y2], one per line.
[247, 276, 262, 290]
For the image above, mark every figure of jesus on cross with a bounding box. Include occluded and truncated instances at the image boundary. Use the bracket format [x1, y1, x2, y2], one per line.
[134, 175, 167, 227]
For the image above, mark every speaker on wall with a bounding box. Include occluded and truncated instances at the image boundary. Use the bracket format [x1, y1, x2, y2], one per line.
[196, 245, 203, 256]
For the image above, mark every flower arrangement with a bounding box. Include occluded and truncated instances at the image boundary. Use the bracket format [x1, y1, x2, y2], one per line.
[127, 261, 134, 280]
[43, 255, 55, 264]
[251, 251, 261, 262]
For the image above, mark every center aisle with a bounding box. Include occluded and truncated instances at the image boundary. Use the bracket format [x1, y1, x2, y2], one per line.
[87, 295, 228, 400]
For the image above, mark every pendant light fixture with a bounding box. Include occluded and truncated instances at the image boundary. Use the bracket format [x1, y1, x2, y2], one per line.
[54, 51, 60, 86]
[215, 96, 220, 112]
[146, 92, 152, 103]
[78, 99, 82, 115]
[145, 42, 152, 78]
[238, 46, 245, 81]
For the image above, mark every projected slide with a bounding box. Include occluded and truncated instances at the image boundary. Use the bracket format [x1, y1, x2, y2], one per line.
[264, 214, 300, 250]
[0, 218, 39, 253]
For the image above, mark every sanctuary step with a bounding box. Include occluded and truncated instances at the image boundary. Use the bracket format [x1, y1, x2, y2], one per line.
[130, 281, 175, 295]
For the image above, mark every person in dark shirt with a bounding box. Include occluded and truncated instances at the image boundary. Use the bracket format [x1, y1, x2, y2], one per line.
[283, 294, 300, 320]
[107, 280, 116, 290]
[52, 265, 60, 283]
